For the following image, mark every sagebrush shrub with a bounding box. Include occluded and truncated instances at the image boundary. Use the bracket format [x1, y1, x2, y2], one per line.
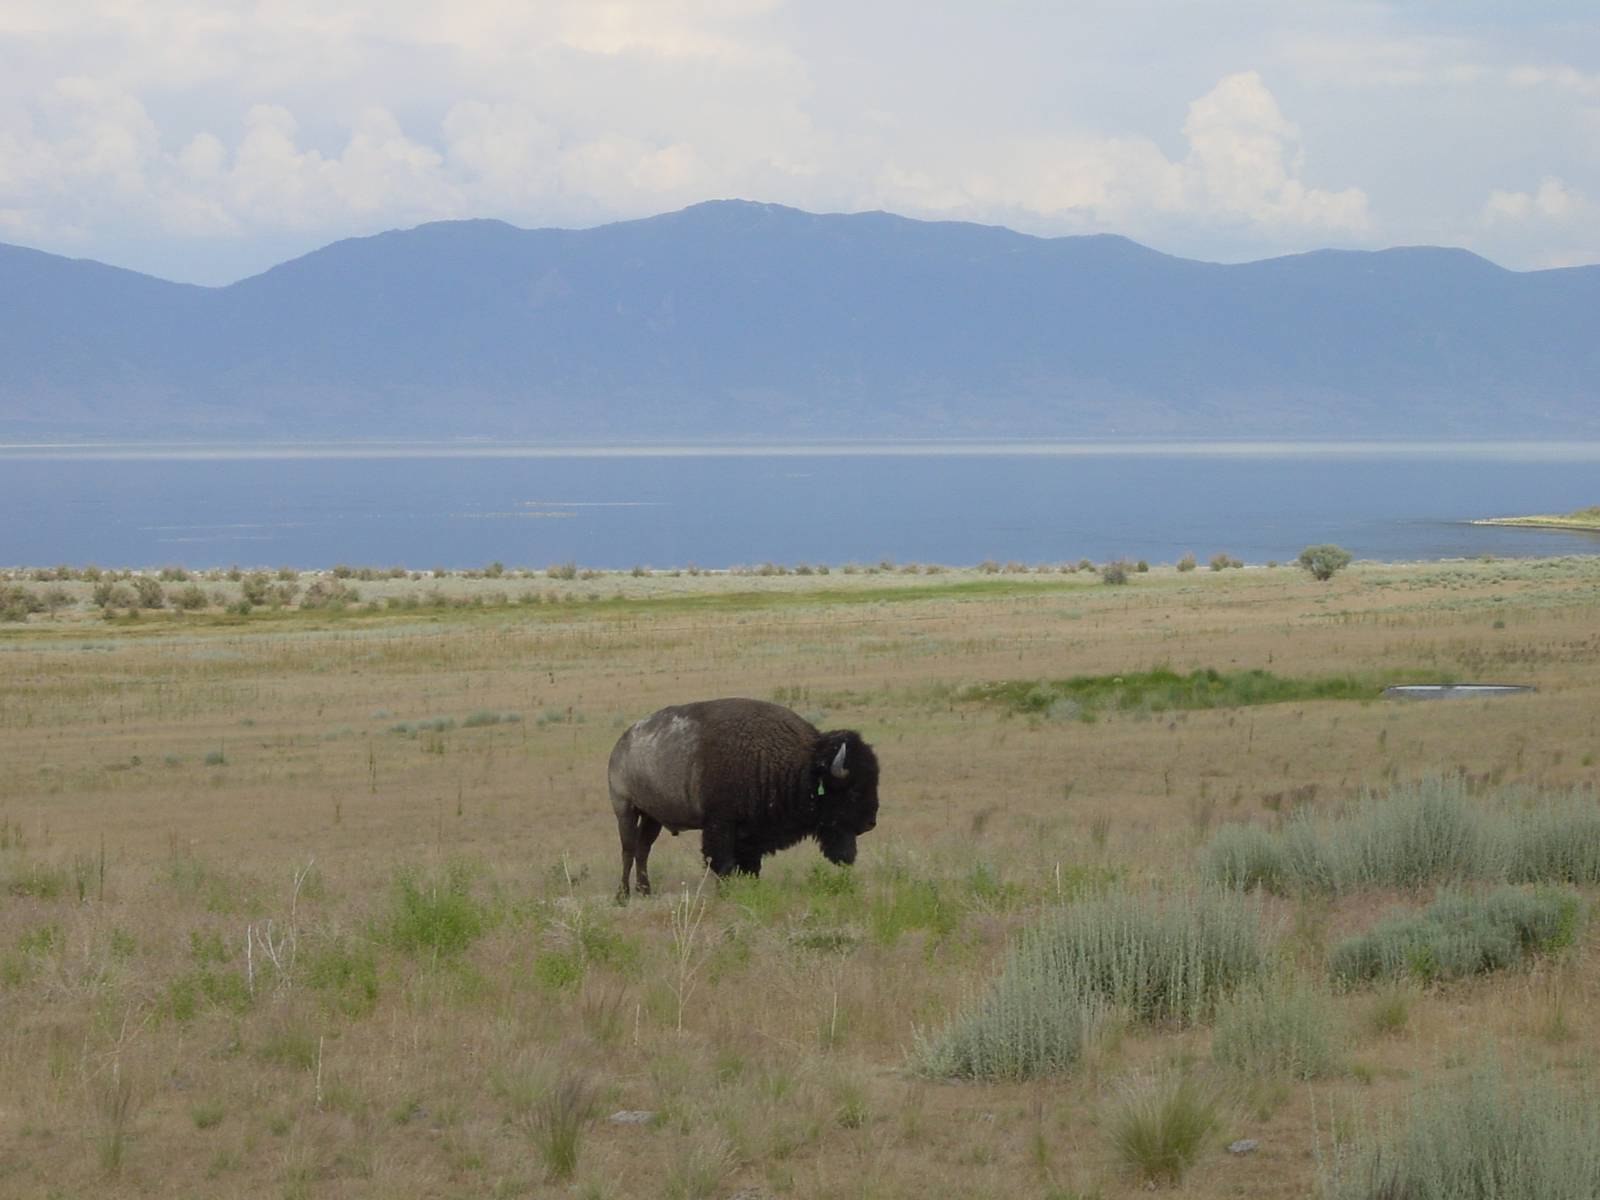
[1327, 1061, 1600, 1200]
[1329, 886, 1581, 986]
[1212, 976, 1343, 1079]
[915, 887, 1267, 1079]
[1202, 779, 1600, 895]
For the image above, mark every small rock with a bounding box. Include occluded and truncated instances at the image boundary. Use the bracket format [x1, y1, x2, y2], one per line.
[1228, 1138, 1259, 1155]
[607, 1110, 656, 1125]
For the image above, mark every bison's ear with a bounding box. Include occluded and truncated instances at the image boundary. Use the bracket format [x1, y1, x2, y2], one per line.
[830, 741, 849, 780]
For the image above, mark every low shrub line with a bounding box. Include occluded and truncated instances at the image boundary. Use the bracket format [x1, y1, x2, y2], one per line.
[1203, 777, 1600, 895]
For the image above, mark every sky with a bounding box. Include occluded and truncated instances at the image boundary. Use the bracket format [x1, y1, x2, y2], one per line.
[1, 1, 1596, 285]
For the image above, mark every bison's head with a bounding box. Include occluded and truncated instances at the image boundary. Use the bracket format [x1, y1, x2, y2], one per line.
[813, 730, 879, 865]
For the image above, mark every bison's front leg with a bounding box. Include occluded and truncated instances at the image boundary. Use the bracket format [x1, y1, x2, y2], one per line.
[700, 822, 741, 877]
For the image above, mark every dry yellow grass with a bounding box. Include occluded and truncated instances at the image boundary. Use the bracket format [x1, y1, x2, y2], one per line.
[2, 557, 1599, 1198]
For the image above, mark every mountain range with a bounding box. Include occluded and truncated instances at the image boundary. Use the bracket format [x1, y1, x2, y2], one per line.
[2, 200, 1596, 442]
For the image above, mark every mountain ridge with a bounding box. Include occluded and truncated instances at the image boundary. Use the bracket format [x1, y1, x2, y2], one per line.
[1, 199, 1595, 442]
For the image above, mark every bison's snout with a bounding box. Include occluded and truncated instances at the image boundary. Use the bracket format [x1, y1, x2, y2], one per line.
[859, 818, 876, 833]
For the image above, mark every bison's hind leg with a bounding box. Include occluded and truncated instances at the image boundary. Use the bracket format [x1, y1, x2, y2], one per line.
[614, 801, 651, 903]
[613, 805, 638, 903]
[633, 814, 662, 897]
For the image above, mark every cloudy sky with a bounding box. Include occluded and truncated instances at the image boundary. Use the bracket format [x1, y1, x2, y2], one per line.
[2, 1, 1596, 284]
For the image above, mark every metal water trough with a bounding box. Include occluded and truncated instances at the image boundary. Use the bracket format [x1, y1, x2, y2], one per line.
[1382, 684, 1537, 700]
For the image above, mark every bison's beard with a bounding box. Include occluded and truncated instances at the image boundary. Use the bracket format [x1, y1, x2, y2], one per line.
[817, 827, 858, 866]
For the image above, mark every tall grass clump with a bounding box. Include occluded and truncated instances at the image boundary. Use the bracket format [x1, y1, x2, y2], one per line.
[915, 887, 1267, 1079]
[1109, 1073, 1222, 1185]
[1203, 779, 1600, 895]
[1329, 886, 1582, 987]
[1212, 975, 1344, 1079]
[533, 1069, 596, 1182]
[1325, 1061, 1600, 1200]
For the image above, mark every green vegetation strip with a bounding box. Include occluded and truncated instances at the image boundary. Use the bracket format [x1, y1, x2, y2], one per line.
[1, 576, 1095, 642]
[964, 667, 1415, 720]
[1480, 504, 1600, 531]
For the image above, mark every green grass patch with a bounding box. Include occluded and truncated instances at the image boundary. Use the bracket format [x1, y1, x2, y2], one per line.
[6, 860, 69, 899]
[532, 948, 585, 990]
[302, 936, 380, 1017]
[165, 967, 253, 1021]
[257, 1021, 320, 1071]
[868, 877, 959, 947]
[964, 666, 1411, 720]
[383, 862, 490, 958]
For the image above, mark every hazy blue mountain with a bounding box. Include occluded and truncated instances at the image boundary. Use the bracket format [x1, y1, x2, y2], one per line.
[2, 200, 1597, 441]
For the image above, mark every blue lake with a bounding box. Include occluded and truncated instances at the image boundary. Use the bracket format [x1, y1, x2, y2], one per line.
[1, 442, 1597, 570]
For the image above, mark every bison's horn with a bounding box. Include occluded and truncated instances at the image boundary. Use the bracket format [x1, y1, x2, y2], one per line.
[830, 741, 849, 780]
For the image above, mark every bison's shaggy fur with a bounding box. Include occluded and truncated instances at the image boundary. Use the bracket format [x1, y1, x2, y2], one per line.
[607, 698, 880, 899]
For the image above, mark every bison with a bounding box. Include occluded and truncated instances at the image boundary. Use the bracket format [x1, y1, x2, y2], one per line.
[607, 698, 879, 900]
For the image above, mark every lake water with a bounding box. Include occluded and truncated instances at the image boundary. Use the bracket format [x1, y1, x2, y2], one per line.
[2, 442, 1598, 570]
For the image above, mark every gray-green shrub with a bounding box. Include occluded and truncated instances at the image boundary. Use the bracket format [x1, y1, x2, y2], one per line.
[1201, 823, 1285, 891]
[1211, 976, 1343, 1079]
[1031, 888, 1267, 1024]
[1329, 886, 1581, 986]
[915, 887, 1267, 1079]
[914, 961, 1102, 1080]
[1332, 779, 1486, 891]
[1326, 1061, 1600, 1200]
[1503, 793, 1600, 884]
[1201, 779, 1600, 895]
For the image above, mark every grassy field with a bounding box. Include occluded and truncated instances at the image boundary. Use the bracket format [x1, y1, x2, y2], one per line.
[3, 556, 1600, 1198]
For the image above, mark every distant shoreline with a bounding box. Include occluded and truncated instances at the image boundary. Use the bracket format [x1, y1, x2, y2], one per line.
[9, 438, 1600, 462]
[1473, 510, 1600, 533]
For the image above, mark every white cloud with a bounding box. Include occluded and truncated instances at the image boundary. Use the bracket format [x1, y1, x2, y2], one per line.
[1182, 72, 1368, 230]
[1508, 64, 1600, 100]
[870, 73, 1366, 237]
[1483, 176, 1590, 224]
[1279, 32, 1487, 89]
